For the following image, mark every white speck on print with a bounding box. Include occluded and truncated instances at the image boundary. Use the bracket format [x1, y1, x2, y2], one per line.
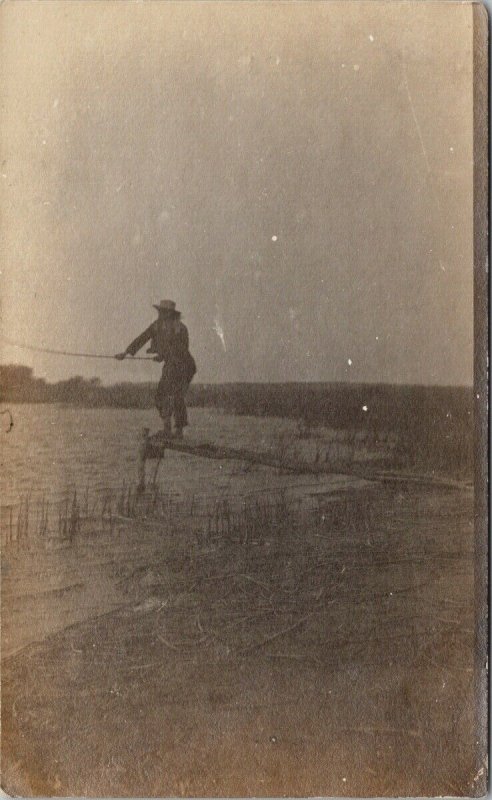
[213, 317, 227, 351]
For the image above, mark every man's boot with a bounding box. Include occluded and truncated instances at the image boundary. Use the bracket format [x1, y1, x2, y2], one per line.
[174, 427, 183, 440]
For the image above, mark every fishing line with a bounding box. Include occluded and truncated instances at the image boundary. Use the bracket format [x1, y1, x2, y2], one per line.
[0, 336, 154, 361]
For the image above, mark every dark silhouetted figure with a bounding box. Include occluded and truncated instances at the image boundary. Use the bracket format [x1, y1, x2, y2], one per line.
[116, 300, 196, 438]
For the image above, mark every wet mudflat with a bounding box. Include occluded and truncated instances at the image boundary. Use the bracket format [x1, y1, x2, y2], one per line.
[2, 475, 475, 796]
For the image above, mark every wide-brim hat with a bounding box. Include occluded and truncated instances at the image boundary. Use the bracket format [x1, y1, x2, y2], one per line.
[153, 299, 180, 313]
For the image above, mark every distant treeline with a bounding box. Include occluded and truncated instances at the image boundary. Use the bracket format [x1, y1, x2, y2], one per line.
[1, 363, 472, 422]
[0, 365, 157, 409]
[1, 363, 473, 475]
[0, 364, 472, 428]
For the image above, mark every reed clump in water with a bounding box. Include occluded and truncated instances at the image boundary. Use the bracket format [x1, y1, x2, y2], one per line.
[0, 476, 363, 552]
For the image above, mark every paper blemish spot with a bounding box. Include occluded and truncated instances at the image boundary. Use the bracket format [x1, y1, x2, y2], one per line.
[213, 316, 227, 351]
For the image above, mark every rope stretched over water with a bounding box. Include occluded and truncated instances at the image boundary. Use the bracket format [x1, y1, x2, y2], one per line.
[0, 336, 154, 361]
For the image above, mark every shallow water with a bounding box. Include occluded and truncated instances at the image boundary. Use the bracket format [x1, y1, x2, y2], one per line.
[0, 403, 366, 507]
[0, 403, 370, 657]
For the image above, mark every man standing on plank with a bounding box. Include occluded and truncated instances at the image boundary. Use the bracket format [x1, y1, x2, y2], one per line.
[116, 300, 196, 438]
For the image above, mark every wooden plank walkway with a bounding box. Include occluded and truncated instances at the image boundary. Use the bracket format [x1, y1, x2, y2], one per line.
[142, 430, 347, 476]
[137, 428, 468, 491]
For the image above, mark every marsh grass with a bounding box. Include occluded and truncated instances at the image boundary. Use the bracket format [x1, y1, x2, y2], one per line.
[1, 471, 475, 797]
[0, 482, 306, 552]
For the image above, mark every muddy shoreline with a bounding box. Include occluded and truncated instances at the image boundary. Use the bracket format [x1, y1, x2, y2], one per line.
[2, 482, 475, 797]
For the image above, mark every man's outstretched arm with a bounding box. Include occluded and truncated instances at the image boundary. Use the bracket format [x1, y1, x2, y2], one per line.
[115, 325, 153, 359]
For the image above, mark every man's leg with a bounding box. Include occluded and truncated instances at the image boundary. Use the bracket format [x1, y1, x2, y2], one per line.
[155, 374, 173, 436]
[159, 397, 173, 436]
[173, 384, 189, 438]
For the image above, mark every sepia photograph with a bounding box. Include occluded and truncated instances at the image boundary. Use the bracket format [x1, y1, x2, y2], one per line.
[0, 1, 488, 796]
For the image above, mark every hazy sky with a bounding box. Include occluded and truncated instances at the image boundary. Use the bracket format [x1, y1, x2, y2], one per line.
[1, 1, 474, 385]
